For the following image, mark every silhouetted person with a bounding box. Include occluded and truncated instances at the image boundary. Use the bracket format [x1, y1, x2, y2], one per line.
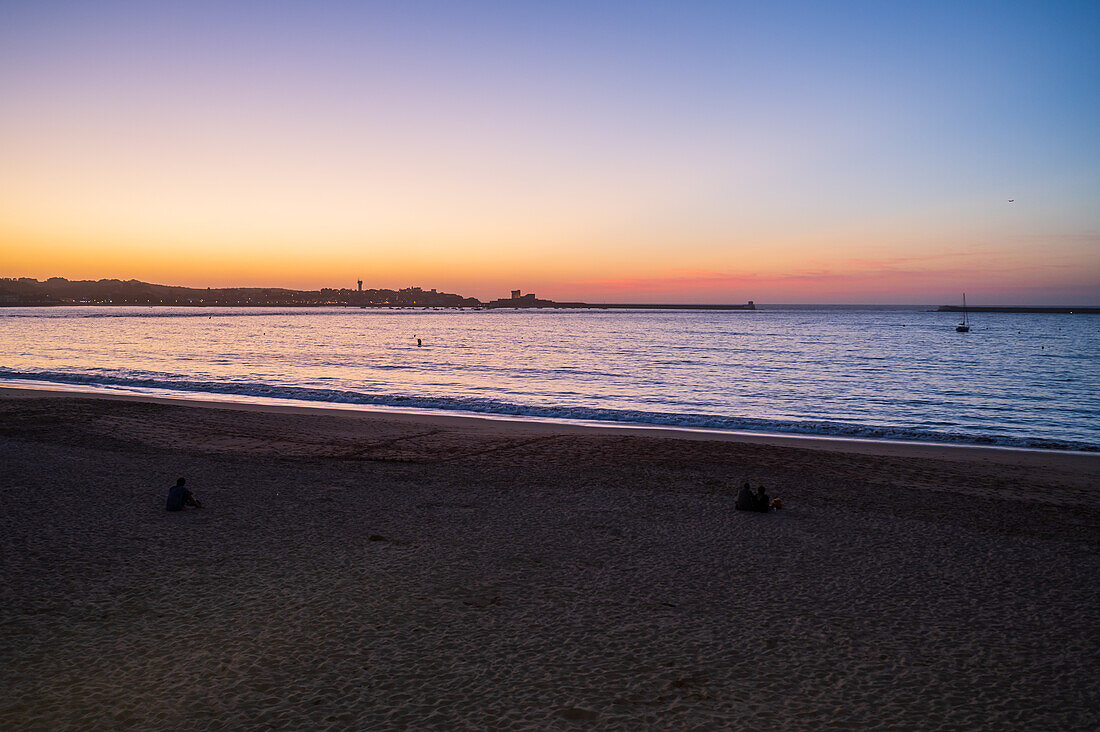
[753, 485, 771, 512]
[166, 477, 201, 511]
[417, 338, 422, 347]
[735, 482, 756, 511]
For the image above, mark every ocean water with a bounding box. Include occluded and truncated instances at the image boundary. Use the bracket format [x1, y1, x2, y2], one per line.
[1, 306, 1097, 451]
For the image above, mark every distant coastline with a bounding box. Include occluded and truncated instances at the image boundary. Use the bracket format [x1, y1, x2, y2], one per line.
[5, 278, 1096, 312]
[0, 277, 754, 310]
[0, 277, 478, 308]
[936, 305, 1100, 314]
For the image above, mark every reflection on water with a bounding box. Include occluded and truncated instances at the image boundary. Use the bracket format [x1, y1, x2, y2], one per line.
[1, 306, 1097, 450]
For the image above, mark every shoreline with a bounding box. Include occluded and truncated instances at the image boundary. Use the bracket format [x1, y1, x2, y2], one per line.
[4, 383, 1098, 470]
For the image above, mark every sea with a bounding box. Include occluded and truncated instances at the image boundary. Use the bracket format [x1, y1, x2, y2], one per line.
[1, 305, 1097, 452]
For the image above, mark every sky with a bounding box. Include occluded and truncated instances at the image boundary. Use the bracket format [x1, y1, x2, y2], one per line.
[1, 0, 1098, 304]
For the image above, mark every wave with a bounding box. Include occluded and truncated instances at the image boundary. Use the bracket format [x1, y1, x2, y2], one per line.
[0, 368, 1095, 452]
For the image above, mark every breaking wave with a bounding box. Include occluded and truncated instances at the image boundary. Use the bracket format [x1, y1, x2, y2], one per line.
[1, 368, 1094, 452]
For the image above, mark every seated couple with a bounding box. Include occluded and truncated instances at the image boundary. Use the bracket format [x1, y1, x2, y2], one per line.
[735, 482, 781, 512]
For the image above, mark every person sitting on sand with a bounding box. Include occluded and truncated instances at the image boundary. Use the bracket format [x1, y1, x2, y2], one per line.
[735, 482, 757, 511]
[166, 477, 202, 511]
[753, 485, 772, 512]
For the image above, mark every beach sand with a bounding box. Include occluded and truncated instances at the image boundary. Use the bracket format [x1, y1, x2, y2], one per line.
[1, 388, 1098, 729]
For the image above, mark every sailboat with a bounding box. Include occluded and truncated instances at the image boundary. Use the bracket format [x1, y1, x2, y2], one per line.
[956, 294, 970, 332]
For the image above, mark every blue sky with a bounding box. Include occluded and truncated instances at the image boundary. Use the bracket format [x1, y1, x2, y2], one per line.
[2, 1, 1098, 302]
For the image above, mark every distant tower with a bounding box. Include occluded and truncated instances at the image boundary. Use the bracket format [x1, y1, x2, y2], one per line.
[357, 280, 363, 292]
[511, 289, 522, 299]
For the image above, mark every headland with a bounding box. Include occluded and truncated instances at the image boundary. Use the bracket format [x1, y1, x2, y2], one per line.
[0, 278, 755, 310]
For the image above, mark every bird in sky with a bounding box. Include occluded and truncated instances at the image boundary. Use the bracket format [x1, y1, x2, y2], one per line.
[1008, 199, 1014, 203]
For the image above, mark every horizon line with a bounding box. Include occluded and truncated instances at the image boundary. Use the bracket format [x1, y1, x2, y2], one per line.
[4, 275, 1098, 309]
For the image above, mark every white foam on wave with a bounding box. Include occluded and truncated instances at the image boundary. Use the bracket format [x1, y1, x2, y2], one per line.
[1, 368, 1095, 453]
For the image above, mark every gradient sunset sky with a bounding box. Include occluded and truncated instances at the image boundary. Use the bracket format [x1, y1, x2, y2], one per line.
[2, 1, 1098, 303]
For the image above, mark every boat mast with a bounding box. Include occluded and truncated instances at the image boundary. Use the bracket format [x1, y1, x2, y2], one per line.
[962, 293, 968, 326]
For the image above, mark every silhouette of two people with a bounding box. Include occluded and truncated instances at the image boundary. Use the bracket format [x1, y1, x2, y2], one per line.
[735, 482, 775, 512]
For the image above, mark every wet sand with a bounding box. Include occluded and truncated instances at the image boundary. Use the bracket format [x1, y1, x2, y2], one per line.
[1, 389, 1098, 729]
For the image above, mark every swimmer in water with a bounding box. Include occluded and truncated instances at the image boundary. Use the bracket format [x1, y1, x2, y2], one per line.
[417, 338, 422, 347]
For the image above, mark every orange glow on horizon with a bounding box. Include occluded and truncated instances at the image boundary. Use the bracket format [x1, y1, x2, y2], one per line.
[6, 219, 1098, 305]
[3, 2, 1098, 306]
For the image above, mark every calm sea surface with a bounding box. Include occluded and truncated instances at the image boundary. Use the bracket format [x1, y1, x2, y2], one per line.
[1, 306, 1097, 451]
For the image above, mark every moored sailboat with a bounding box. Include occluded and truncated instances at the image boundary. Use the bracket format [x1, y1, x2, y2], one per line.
[956, 294, 970, 332]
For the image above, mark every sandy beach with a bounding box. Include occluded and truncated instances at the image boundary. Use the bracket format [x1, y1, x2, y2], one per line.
[1, 388, 1098, 729]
